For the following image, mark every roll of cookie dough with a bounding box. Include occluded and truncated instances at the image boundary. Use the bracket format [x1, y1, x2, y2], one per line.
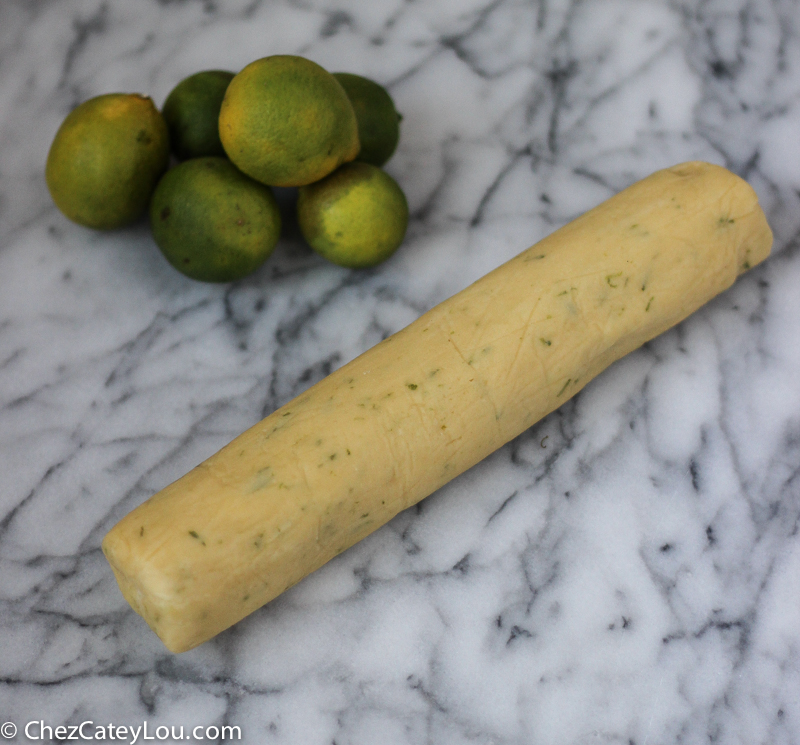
[103, 162, 772, 652]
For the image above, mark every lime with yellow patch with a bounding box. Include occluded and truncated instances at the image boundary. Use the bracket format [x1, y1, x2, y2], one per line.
[162, 70, 234, 160]
[46, 93, 169, 229]
[218, 55, 359, 187]
[297, 162, 408, 269]
[149, 157, 281, 283]
[332, 73, 401, 167]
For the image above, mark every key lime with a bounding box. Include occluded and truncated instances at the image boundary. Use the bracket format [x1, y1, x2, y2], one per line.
[297, 162, 408, 269]
[150, 157, 281, 282]
[218, 55, 359, 187]
[162, 70, 234, 160]
[332, 73, 401, 167]
[46, 93, 169, 229]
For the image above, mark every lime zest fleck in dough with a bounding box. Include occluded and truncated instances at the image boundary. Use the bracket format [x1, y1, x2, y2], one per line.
[188, 530, 206, 546]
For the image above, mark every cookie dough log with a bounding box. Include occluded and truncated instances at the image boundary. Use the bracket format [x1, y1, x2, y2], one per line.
[103, 162, 772, 652]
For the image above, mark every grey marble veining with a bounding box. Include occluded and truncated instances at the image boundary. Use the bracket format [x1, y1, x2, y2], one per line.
[2, 0, 800, 743]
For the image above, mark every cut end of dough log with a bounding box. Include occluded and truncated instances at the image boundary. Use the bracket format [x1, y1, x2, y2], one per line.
[102, 162, 772, 653]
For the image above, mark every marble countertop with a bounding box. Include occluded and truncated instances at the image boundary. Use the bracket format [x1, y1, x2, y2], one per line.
[3, 0, 800, 742]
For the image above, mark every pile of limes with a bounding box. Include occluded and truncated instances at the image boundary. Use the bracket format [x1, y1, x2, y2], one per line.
[45, 55, 407, 282]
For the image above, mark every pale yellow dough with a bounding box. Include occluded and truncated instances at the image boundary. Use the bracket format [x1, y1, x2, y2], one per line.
[103, 162, 772, 652]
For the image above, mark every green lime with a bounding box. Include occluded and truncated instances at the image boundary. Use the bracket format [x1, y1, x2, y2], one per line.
[46, 93, 169, 229]
[150, 157, 281, 282]
[162, 70, 235, 160]
[332, 73, 401, 167]
[297, 162, 408, 268]
[219, 55, 359, 187]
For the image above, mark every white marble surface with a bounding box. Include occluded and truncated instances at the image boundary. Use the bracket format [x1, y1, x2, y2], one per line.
[2, 0, 800, 742]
